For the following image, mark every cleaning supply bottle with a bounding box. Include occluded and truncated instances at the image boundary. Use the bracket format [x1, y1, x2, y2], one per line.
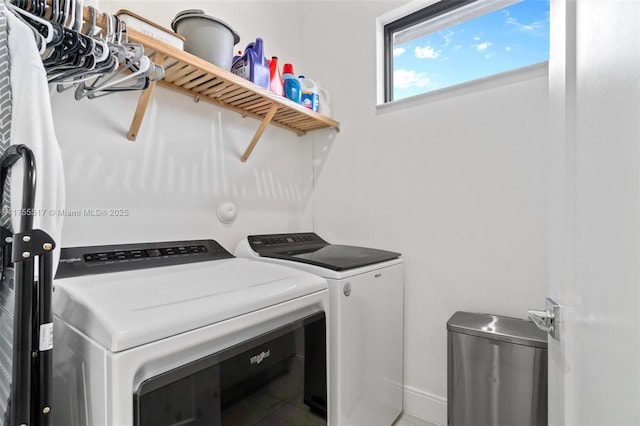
[317, 83, 332, 117]
[231, 38, 270, 89]
[269, 56, 284, 96]
[282, 63, 301, 103]
[233, 50, 242, 64]
[298, 75, 319, 112]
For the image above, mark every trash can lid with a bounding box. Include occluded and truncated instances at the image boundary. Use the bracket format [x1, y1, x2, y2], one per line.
[447, 311, 548, 349]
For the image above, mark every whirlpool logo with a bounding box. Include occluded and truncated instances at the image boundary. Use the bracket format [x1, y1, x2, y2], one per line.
[59, 257, 82, 264]
[250, 350, 271, 365]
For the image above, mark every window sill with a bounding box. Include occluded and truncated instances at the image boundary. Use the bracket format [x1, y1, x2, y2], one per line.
[376, 61, 548, 114]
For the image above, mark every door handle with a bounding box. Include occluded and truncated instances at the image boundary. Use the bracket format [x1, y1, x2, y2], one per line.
[528, 309, 553, 332]
[528, 297, 561, 340]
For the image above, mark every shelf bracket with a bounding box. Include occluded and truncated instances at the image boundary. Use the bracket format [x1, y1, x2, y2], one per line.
[127, 53, 161, 141]
[241, 104, 279, 162]
[127, 81, 157, 141]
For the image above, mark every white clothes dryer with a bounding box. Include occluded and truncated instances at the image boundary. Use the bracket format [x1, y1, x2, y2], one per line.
[236, 233, 404, 426]
[52, 239, 329, 426]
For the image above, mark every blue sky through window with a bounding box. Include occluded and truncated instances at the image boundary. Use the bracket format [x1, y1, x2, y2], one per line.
[392, 0, 550, 100]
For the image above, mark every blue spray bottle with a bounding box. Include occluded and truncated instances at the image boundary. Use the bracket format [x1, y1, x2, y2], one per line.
[282, 63, 301, 103]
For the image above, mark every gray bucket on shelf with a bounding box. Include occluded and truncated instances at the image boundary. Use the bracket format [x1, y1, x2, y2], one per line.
[171, 10, 240, 70]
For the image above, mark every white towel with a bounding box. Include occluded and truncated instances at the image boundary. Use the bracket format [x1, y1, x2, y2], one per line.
[5, 11, 65, 272]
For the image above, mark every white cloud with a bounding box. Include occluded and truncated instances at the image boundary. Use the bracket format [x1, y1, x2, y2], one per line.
[505, 46, 513, 52]
[506, 16, 548, 34]
[393, 69, 431, 89]
[414, 45, 440, 59]
[393, 47, 406, 57]
[485, 53, 495, 59]
[454, 45, 463, 50]
[476, 42, 492, 51]
[442, 30, 455, 47]
[472, 35, 481, 41]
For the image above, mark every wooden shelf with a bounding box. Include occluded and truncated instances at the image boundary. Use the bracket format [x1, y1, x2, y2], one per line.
[121, 28, 340, 161]
[80, 6, 339, 160]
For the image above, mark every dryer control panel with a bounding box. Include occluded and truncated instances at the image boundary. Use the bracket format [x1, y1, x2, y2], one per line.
[56, 240, 234, 279]
[248, 232, 328, 255]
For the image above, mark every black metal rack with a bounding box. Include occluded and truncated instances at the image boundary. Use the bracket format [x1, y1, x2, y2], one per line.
[0, 145, 56, 426]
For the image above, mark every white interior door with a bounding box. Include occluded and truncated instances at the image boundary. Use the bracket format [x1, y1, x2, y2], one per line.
[547, 1, 640, 425]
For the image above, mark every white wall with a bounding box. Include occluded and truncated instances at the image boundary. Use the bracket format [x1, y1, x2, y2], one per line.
[302, 2, 551, 424]
[51, 1, 314, 250]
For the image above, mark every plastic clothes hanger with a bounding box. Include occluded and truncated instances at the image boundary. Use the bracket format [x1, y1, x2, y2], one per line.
[86, 7, 109, 63]
[46, 32, 94, 77]
[53, 49, 117, 87]
[42, 25, 83, 67]
[75, 54, 151, 97]
[49, 21, 119, 88]
[5, 3, 46, 54]
[34, 0, 44, 17]
[50, 9, 113, 86]
[6, 2, 54, 45]
[61, 0, 71, 29]
[93, 60, 164, 96]
[75, 45, 166, 99]
[28, 3, 164, 98]
[73, 0, 83, 33]
[44, 0, 91, 66]
[39, 0, 45, 16]
[51, 0, 60, 24]
[10, 0, 66, 49]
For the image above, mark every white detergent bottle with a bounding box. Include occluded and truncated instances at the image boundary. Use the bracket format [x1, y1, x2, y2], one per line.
[317, 82, 332, 117]
[299, 75, 319, 112]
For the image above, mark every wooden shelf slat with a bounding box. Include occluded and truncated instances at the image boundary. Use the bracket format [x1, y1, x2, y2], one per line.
[183, 75, 217, 90]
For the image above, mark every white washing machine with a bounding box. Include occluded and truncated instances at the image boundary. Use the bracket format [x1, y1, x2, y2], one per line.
[52, 239, 329, 426]
[236, 232, 404, 426]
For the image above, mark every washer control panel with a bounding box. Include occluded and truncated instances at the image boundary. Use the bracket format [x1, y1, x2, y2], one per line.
[83, 244, 209, 263]
[56, 240, 233, 279]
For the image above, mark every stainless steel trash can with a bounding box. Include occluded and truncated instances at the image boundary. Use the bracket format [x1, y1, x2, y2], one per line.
[447, 311, 548, 426]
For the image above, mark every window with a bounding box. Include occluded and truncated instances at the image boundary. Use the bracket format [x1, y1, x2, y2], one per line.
[383, 0, 550, 102]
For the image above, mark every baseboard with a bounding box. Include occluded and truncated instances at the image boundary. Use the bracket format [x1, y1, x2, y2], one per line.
[403, 386, 447, 426]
